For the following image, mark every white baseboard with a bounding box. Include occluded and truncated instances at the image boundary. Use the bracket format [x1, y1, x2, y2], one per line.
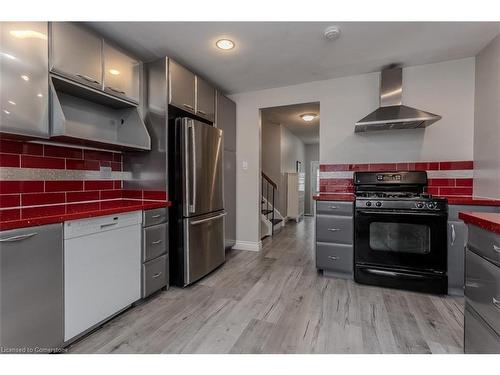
[233, 240, 262, 252]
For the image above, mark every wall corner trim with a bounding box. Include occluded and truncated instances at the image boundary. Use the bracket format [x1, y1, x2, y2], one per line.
[233, 240, 262, 252]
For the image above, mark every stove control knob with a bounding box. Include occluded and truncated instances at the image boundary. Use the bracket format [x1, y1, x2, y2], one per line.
[365, 201, 372, 207]
[375, 201, 382, 207]
[416, 202, 424, 209]
[427, 202, 436, 209]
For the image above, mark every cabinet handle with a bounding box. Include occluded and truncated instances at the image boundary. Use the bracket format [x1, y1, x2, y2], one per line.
[0, 232, 37, 242]
[329, 205, 338, 209]
[183, 104, 194, 110]
[76, 74, 100, 85]
[152, 272, 162, 279]
[327, 228, 340, 232]
[328, 255, 340, 261]
[493, 297, 500, 310]
[151, 214, 162, 219]
[493, 245, 500, 253]
[198, 110, 207, 115]
[151, 239, 163, 245]
[100, 222, 118, 229]
[106, 86, 126, 95]
[450, 224, 456, 246]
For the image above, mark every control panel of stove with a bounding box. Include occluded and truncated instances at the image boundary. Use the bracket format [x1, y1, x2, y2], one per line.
[356, 198, 447, 212]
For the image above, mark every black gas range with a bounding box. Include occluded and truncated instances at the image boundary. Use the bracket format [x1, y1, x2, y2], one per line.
[353, 171, 448, 295]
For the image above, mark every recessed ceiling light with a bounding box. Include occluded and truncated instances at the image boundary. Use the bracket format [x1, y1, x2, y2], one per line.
[300, 113, 317, 122]
[8, 100, 16, 106]
[10, 30, 47, 40]
[324, 26, 341, 41]
[21, 75, 29, 81]
[216, 39, 235, 50]
[109, 69, 120, 76]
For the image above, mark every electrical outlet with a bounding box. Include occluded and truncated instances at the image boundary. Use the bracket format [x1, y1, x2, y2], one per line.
[99, 166, 112, 178]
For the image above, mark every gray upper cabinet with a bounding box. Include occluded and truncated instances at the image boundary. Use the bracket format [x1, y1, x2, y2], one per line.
[103, 41, 141, 103]
[216, 92, 236, 151]
[196, 76, 215, 122]
[50, 22, 102, 90]
[0, 22, 49, 138]
[168, 59, 195, 114]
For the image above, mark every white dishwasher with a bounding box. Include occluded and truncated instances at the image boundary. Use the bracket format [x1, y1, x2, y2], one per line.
[64, 211, 142, 342]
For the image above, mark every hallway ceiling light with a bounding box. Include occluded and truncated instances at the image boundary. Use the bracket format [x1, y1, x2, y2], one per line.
[300, 113, 317, 122]
[216, 39, 235, 50]
[324, 26, 341, 41]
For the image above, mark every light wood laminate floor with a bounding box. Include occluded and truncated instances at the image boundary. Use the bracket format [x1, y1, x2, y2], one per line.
[69, 217, 464, 354]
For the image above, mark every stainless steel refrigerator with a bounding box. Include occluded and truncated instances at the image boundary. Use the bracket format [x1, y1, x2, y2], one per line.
[168, 117, 225, 286]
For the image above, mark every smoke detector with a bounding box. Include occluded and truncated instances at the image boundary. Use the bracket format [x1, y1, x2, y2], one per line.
[324, 26, 341, 41]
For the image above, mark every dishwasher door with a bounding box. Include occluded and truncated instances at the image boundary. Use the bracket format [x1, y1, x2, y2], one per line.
[0, 223, 63, 352]
[64, 211, 142, 342]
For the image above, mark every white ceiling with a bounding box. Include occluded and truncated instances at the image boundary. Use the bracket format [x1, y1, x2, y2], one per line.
[262, 102, 320, 144]
[86, 22, 500, 94]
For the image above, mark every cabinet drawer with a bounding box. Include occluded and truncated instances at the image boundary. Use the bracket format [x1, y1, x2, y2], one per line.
[464, 306, 500, 354]
[316, 201, 353, 216]
[316, 215, 353, 244]
[316, 242, 353, 275]
[143, 223, 167, 262]
[142, 254, 168, 298]
[465, 249, 500, 335]
[143, 208, 167, 227]
[468, 225, 500, 266]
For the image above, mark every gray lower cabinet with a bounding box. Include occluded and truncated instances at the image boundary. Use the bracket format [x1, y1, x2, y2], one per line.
[464, 223, 500, 354]
[0, 224, 64, 352]
[315, 200, 354, 279]
[448, 204, 500, 296]
[142, 209, 169, 298]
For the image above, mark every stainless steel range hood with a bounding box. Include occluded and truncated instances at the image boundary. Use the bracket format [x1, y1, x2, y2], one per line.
[355, 66, 441, 133]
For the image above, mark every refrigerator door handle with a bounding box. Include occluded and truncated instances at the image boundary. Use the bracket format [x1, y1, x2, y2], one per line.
[190, 212, 227, 225]
[189, 121, 197, 214]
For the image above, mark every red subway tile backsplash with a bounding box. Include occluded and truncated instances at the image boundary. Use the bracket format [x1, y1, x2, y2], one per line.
[0, 181, 44, 194]
[84, 180, 114, 191]
[21, 155, 66, 169]
[45, 180, 84, 192]
[0, 153, 20, 167]
[66, 191, 100, 203]
[0, 140, 168, 210]
[66, 159, 101, 171]
[44, 144, 83, 159]
[438, 187, 473, 196]
[22, 192, 66, 206]
[439, 161, 473, 170]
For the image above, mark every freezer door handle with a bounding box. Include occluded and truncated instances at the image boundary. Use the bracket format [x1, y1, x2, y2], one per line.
[190, 212, 227, 226]
[190, 121, 197, 213]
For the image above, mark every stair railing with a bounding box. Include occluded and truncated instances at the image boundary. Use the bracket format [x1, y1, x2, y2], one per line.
[261, 172, 277, 235]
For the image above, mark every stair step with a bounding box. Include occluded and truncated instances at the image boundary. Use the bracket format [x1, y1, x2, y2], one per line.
[270, 218, 283, 226]
[261, 209, 273, 215]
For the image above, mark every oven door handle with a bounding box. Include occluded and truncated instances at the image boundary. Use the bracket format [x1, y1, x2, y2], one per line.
[356, 210, 445, 217]
[364, 268, 426, 279]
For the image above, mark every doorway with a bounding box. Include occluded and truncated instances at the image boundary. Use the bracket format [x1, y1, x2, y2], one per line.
[259, 102, 319, 238]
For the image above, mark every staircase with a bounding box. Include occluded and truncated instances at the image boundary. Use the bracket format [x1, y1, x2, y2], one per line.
[261, 172, 283, 238]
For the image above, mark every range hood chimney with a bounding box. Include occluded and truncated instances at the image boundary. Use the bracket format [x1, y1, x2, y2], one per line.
[355, 65, 441, 133]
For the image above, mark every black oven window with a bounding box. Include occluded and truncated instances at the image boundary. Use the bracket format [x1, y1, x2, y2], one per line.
[369, 222, 431, 254]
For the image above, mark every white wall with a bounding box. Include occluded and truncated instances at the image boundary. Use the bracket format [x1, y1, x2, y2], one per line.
[231, 58, 476, 246]
[304, 143, 320, 215]
[473, 34, 500, 200]
[279, 126, 306, 216]
[261, 120, 281, 188]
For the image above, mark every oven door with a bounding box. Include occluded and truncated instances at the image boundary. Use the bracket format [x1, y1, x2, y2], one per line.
[354, 209, 447, 273]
